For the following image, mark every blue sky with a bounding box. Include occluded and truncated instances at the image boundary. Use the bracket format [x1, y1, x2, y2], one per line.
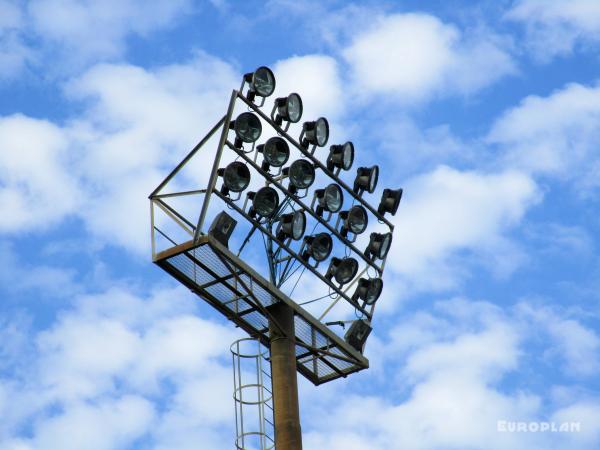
[2, 0, 600, 449]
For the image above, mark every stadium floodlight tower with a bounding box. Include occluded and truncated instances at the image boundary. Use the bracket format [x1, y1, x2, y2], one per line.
[149, 65, 401, 450]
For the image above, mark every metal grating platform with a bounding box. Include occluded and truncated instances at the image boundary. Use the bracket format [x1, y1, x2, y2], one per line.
[154, 234, 369, 385]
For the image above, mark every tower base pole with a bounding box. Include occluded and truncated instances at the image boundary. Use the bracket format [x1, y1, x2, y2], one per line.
[268, 302, 303, 450]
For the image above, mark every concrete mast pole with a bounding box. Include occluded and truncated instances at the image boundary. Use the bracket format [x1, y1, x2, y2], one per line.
[268, 302, 303, 450]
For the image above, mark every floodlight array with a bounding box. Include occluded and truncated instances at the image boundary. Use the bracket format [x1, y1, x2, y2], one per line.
[209, 65, 404, 353]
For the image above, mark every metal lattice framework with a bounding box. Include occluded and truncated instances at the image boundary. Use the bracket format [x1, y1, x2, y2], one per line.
[149, 87, 395, 385]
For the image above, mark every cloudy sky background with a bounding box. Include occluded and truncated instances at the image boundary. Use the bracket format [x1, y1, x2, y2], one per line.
[2, 0, 600, 449]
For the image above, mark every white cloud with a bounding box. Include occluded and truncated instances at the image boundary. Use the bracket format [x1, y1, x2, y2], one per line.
[517, 304, 600, 377]
[28, 396, 155, 450]
[488, 81, 600, 192]
[551, 402, 600, 446]
[0, 0, 32, 79]
[383, 166, 539, 303]
[369, 116, 471, 176]
[28, 0, 192, 61]
[0, 115, 80, 232]
[0, 241, 80, 298]
[342, 13, 516, 102]
[273, 54, 343, 121]
[0, 53, 240, 253]
[302, 297, 600, 450]
[0, 285, 241, 449]
[508, 0, 600, 59]
[0, 0, 194, 80]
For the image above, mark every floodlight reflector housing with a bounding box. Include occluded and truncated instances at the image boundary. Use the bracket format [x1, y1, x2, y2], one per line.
[277, 210, 306, 241]
[275, 93, 303, 123]
[303, 232, 333, 262]
[316, 183, 344, 214]
[341, 205, 368, 235]
[233, 112, 262, 143]
[252, 186, 280, 217]
[352, 277, 383, 305]
[378, 188, 403, 216]
[366, 232, 392, 260]
[353, 165, 379, 194]
[219, 161, 251, 193]
[259, 137, 290, 168]
[327, 142, 354, 172]
[326, 257, 359, 285]
[208, 211, 237, 248]
[245, 66, 276, 98]
[344, 319, 372, 353]
[287, 159, 315, 190]
[302, 117, 329, 147]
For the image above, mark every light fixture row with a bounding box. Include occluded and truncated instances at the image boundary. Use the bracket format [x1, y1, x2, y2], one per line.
[228, 110, 401, 209]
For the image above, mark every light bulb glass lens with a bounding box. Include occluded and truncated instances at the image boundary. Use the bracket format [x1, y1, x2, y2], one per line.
[347, 205, 368, 234]
[264, 137, 289, 167]
[252, 66, 275, 97]
[289, 160, 315, 189]
[323, 184, 343, 212]
[223, 162, 250, 192]
[254, 187, 279, 217]
[287, 93, 302, 123]
[310, 233, 332, 261]
[292, 211, 306, 240]
[316, 117, 329, 147]
[235, 112, 262, 143]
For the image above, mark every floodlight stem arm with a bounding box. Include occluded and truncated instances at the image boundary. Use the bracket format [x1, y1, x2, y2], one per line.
[194, 90, 237, 241]
[235, 91, 395, 231]
[268, 302, 303, 450]
[225, 140, 383, 275]
[149, 116, 226, 198]
[237, 223, 259, 256]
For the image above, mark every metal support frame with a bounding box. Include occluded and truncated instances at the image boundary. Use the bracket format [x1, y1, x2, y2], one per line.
[149, 87, 392, 322]
[210, 188, 373, 319]
[148, 83, 398, 450]
[224, 140, 384, 274]
[153, 236, 369, 385]
[235, 92, 394, 231]
[194, 90, 238, 240]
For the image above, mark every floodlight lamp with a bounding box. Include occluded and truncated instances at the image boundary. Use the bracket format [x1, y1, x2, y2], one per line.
[353, 165, 379, 195]
[344, 319, 372, 353]
[315, 183, 343, 216]
[340, 205, 368, 236]
[352, 277, 383, 305]
[326, 257, 359, 285]
[231, 112, 262, 145]
[208, 211, 237, 248]
[366, 232, 392, 260]
[284, 159, 315, 192]
[327, 141, 354, 172]
[378, 188, 403, 216]
[277, 210, 306, 241]
[258, 137, 290, 170]
[273, 93, 303, 125]
[218, 161, 251, 194]
[250, 186, 280, 218]
[303, 232, 333, 262]
[244, 66, 276, 100]
[301, 117, 329, 149]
